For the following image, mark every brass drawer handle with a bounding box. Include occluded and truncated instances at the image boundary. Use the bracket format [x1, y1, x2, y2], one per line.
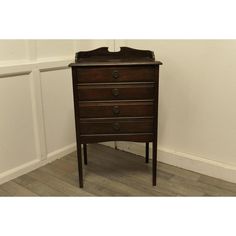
[112, 106, 120, 115]
[112, 122, 120, 131]
[112, 88, 120, 97]
[112, 70, 119, 79]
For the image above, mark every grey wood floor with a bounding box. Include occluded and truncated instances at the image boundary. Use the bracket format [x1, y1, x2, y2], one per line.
[1, 144, 236, 196]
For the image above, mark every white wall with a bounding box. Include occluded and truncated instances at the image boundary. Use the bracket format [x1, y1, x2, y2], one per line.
[0, 40, 29, 62]
[0, 40, 114, 184]
[115, 40, 236, 182]
[1, 39, 236, 184]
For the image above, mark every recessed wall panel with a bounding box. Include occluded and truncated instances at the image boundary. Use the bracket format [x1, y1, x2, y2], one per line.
[40, 68, 76, 155]
[0, 74, 38, 173]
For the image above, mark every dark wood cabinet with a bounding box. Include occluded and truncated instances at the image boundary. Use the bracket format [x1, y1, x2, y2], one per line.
[69, 47, 162, 188]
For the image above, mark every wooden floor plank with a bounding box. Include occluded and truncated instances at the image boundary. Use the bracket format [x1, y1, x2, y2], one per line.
[66, 150, 175, 196]
[198, 175, 236, 194]
[169, 175, 235, 196]
[1, 181, 38, 196]
[0, 187, 10, 196]
[158, 162, 201, 181]
[53, 158, 152, 196]
[27, 169, 93, 196]
[1, 144, 236, 196]
[65, 144, 236, 196]
[14, 174, 64, 196]
[39, 163, 122, 196]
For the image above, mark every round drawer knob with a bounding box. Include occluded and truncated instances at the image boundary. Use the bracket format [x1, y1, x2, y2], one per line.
[112, 122, 120, 131]
[112, 106, 120, 115]
[112, 88, 120, 97]
[112, 70, 119, 79]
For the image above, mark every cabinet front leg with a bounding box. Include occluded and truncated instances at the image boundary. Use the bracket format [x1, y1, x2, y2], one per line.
[83, 144, 88, 165]
[152, 140, 157, 186]
[77, 142, 83, 188]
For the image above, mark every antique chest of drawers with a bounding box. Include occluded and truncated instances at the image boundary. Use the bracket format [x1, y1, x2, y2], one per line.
[69, 47, 162, 188]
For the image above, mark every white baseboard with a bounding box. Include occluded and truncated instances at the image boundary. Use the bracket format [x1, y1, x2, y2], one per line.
[47, 143, 76, 160]
[0, 159, 42, 185]
[0, 143, 76, 185]
[113, 142, 236, 184]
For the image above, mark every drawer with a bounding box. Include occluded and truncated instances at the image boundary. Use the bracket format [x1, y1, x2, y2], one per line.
[78, 83, 154, 101]
[79, 101, 153, 118]
[79, 118, 153, 135]
[76, 66, 155, 83]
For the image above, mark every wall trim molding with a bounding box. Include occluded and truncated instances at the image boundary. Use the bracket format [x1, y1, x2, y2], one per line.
[0, 68, 32, 79]
[112, 142, 236, 184]
[38, 57, 72, 71]
[0, 57, 73, 76]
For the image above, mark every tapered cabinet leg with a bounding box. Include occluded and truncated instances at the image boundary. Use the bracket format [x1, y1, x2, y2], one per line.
[152, 141, 157, 186]
[145, 142, 149, 163]
[77, 143, 83, 188]
[83, 144, 88, 165]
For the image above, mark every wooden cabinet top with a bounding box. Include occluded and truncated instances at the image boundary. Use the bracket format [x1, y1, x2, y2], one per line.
[69, 47, 162, 67]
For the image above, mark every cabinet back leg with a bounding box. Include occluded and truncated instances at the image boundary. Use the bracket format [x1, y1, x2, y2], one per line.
[83, 144, 88, 165]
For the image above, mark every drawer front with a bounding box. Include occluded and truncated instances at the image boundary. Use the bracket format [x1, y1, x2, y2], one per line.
[79, 118, 153, 135]
[76, 66, 155, 83]
[78, 83, 154, 101]
[79, 101, 153, 118]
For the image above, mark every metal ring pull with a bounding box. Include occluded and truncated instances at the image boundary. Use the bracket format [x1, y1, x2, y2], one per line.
[112, 88, 120, 97]
[112, 106, 120, 115]
[112, 70, 119, 79]
[112, 122, 120, 131]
